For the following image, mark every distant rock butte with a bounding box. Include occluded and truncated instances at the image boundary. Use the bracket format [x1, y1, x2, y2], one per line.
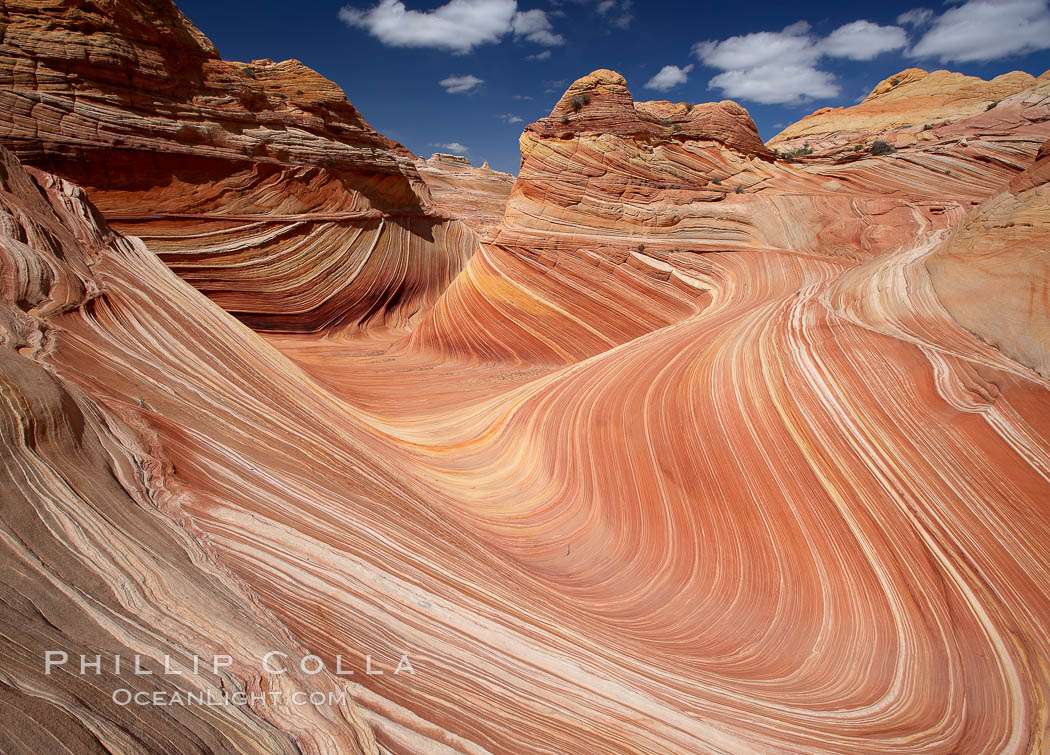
[530, 69, 772, 158]
[410, 68, 1050, 365]
[770, 67, 1050, 153]
[415, 153, 515, 235]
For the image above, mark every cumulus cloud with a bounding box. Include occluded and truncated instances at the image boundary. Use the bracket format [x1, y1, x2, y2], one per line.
[599, 0, 633, 29]
[527, 49, 552, 60]
[645, 64, 694, 91]
[823, 20, 908, 60]
[696, 21, 820, 72]
[339, 0, 562, 53]
[695, 18, 909, 104]
[909, 0, 1050, 62]
[497, 113, 524, 123]
[440, 74, 484, 94]
[511, 8, 565, 45]
[433, 142, 470, 154]
[695, 22, 833, 103]
[710, 64, 840, 104]
[897, 7, 934, 27]
[512, 94, 533, 100]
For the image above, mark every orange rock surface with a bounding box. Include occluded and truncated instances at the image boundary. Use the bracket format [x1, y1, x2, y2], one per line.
[0, 0, 477, 333]
[415, 153, 515, 235]
[769, 67, 1050, 155]
[0, 146, 379, 753]
[3, 3, 1050, 752]
[927, 139, 1050, 377]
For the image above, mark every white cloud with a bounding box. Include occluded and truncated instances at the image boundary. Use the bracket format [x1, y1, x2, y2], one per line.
[710, 63, 840, 104]
[527, 49, 552, 60]
[433, 142, 470, 154]
[610, 0, 633, 28]
[696, 22, 820, 72]
[822, 20, 908, 60]
[909, 0, 1050, 62]
[512, 94, 533, 100]
[695, 22, 835, 103]
[695, 18, 908, 104]
[897, 7, 934, 27]
[339, 0, 563, 53]
[440, 74, 484, 94]
[511, 8, 565, 45]
[497, 113, 524, 123]
[645, 64, 694, 91]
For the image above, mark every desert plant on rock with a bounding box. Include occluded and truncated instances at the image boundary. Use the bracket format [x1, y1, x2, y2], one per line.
[870, 140, 895, 156]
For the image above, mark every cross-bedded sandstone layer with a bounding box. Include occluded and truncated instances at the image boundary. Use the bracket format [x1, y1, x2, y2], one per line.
[3, 2, 1050, 752]
[414, 153, 515, 236]
[0, 0, 478, 333]
[927, 139, 1050, 377]
[769, 66, 1050, 156]
[0, 146, 380, 754]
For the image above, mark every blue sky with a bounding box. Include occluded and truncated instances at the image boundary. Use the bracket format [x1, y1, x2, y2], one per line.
[177, 0, 1050, 173]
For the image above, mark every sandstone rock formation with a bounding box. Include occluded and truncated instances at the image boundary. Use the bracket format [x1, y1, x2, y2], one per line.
[770, 67, 1050, 156]
[4, 1, 1050, 751]
[396, 69, 1050, 751]
[415, 153, 515, 235]
[409, 68, 1045, 365]
[0, 0, 477, 333]
[927, 138, 1050, 377]
[0, 146, 379, 753]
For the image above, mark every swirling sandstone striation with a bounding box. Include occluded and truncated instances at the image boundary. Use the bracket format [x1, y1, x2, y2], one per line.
[770, 67, 1050, 155]
[415, 153, 515, 236]
[927, 138, 1050, 377]
[408, 69, 1045, 365]
[383, 69, 1050, 751]
[0, 0, 477, 332]
[4, 5, 1050, 751]
[0, 146, 379, 754]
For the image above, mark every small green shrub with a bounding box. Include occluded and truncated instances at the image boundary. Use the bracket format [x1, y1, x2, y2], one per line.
[570, 96, 584, 112]
[712, 177, 722, 185]
[660, 118, 671, 126]
[890, 77, 901, 86]
[734, 185, 743, 194]
[985, 100, 998, 111]
[296, 89, 304, 95]
[684, 102, 694, 112]
[241, 66, 256, 79]
[672, 124, 682, 133]
[637, 243, 646, 252]
[922, 123, 932, 131]
[870, 140, 895, 156]
[581, 93, 591, 105]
